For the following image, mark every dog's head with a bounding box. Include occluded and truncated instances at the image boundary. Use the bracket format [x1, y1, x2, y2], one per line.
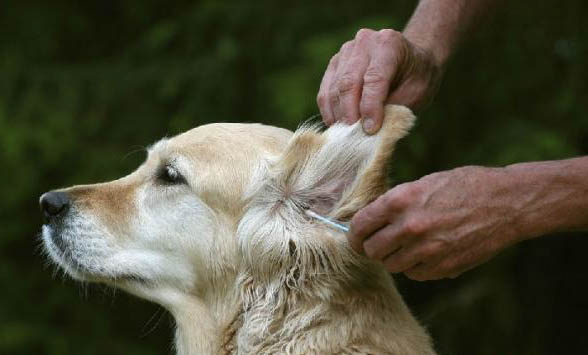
[39, 105, 414, 307]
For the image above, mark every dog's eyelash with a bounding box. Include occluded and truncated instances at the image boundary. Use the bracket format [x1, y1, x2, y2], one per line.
[157, 165, 186, 185]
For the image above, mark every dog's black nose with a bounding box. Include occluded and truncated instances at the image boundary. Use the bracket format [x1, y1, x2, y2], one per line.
[39, 191, 70, 221]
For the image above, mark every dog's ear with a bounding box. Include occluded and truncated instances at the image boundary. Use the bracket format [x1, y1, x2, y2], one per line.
[236, 105, 415, 284]
[273, 105, 415, 220]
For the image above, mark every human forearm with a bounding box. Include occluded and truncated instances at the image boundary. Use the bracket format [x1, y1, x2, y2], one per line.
[404, 0, 497, 67]
[505, 157, 588, 240]
[349, 156, 588, 280]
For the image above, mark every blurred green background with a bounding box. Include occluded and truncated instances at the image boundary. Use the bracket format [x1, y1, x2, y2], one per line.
[1, 1, 587, 354]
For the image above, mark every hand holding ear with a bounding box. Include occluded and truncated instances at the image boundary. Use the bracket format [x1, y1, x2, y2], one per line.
[348, 166, 526, 281]
[317, 28, 443, 134]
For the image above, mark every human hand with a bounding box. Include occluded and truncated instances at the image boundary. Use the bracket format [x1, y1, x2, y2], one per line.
[317, 28, 444, 134]
[348, 166, 526, 281]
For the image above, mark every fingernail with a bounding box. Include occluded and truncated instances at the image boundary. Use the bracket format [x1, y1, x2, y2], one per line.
[362, 118, 375, 134]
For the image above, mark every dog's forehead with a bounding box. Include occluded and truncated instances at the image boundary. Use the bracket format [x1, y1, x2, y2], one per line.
[151, 123, 293, 160]
[143, 123, 294, 213]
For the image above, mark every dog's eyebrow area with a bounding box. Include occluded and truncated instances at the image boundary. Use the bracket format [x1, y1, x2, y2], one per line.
[145, 139, 191, 181]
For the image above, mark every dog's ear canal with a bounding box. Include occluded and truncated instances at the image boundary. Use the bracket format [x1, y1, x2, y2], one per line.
[274, 105, 416, 220]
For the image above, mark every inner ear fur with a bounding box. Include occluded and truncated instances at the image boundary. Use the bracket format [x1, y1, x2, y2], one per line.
[333, 105, 416, 219]
[276, 105, 416, 220]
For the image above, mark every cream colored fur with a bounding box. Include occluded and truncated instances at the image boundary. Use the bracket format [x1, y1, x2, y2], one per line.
[41, 105, 436, 354]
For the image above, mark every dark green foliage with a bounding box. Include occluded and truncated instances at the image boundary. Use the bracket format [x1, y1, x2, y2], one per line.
[1, 1, 587, 354]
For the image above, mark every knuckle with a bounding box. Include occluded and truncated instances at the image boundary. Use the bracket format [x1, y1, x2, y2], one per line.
[350, 209, 365, 227]
[379, 190, 399, 210]
[316, 93, 327, 106]
[350, 212, 374, 238]
[350, 220, 369, 240]
[389, 185, 412, 207]
[363, 68, 388, 86]
[378, 28, 399, 36]
[395, 194, 412, 209]
[378, 29, 402, 44]
[359, 100, 377, 118]
[359, 97, 383, 120]
[403, 182, 422, 197]
[336, 75, 359, 95]
[402, 218, 426, 236]
[328, 53, 339, 65]
[328, 86, 340, 105]
[395, 183, 422, 205]
[356, 28, 375, 40]
[341, 40, 354, 52]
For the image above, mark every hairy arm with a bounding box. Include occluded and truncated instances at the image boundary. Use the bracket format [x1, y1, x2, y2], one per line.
[503, 157, 588, 237]
[317, 0, 497, 133]
[404, 0, 495, 67]
[349, 157, 588, 280]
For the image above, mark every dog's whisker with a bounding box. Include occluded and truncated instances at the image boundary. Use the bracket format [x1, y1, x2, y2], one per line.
[121, 145, 148, 162]
[140, 307, 166, 338]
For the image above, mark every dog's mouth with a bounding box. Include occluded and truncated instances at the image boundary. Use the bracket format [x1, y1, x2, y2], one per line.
[41, 223, 149, 285]
[44, 223, 68, 254]
[42, 223, 86, 278]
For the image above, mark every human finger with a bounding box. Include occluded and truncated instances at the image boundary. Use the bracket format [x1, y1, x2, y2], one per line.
[331, 29, 374, 124]
[317, 53, 340, 125]
[382, 241, 436, 274]
[349, 192, 398, 252]
[362, 222, 406, 261]
[328, 40, 355, 124]
[402, 253, 450, 281]
[359, 29, 404, 134]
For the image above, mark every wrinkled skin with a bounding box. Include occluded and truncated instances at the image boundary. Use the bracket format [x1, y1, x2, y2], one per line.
[349, 166, 525, 281]
[317, 28, 443, 134]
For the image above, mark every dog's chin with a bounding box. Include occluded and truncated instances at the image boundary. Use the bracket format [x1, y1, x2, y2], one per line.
[41, 224, 86, 280]
[41, 224, 148, 285]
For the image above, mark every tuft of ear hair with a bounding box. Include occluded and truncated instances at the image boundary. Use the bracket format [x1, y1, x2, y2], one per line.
[274, 104, 416, 221]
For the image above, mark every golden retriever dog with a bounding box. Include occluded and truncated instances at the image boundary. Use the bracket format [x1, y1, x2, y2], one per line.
[39, 105, 436, 355]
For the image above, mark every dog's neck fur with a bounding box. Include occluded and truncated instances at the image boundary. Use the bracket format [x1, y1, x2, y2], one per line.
[171, 294, 222, 355]
[165, 232, 434, 355]
[150, 271, 238, 355]
[235, 245, 433, 354]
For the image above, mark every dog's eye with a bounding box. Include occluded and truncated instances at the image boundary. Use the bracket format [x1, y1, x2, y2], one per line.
[158, 165, 185, 185]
